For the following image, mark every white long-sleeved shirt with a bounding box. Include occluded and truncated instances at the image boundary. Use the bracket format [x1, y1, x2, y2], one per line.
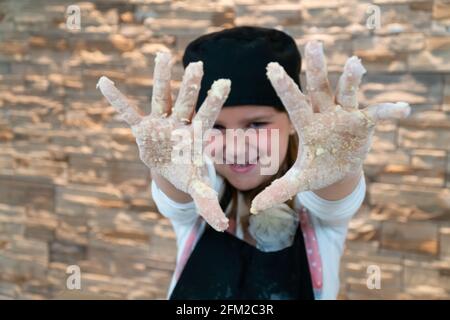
[150, 159, 366, 300]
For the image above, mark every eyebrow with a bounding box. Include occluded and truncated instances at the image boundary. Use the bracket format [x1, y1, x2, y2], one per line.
[246, 115, 273, 122]
[215, 113, 276, 126]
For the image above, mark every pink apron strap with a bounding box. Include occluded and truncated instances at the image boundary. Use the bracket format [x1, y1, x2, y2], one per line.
[299, 206, 323, 291]
[174, 217, 203, 281]
[174, 216, 236, 282]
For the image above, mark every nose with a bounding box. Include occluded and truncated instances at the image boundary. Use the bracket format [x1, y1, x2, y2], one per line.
[223, 129, 259, 164]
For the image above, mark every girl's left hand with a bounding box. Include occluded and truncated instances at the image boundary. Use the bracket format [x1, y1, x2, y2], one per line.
[250, 40, 411, 214]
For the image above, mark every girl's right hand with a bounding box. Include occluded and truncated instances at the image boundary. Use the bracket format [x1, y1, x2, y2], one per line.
[97, 51, 231, 231]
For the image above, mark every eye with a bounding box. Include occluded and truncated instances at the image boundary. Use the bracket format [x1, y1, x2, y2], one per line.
[248, 121, 269, 129]
[213, 124, 226, 130]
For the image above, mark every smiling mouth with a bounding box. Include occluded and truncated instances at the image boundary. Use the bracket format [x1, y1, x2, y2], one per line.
[228, 163, 257, 173]
[227, 156, 258, 174]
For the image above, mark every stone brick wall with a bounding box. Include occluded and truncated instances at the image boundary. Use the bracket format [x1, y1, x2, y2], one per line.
[0, 0, 449, 299]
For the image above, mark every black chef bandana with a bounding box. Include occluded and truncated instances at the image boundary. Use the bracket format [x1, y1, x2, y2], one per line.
[182, 26, 302, 112]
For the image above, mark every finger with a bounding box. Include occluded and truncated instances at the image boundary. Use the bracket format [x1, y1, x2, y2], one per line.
[189, 180, 229, 232]
[250, 167, 302, 214]
[151, 51, 173, 116]
[172, 61, 204, 122]
[335, 56, 366, 109]
[362, 102, 411, 124]
[193, 79, 231, 132]
[266, 62, 313, 130]
[97, 76, 144, 126]
[305, 40, 334, 113]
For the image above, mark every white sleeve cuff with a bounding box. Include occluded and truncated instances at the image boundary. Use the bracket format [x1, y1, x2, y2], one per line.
[150, 179, 198, 226]
[151, 180, 196, 210]
[297, 173, 366, 226]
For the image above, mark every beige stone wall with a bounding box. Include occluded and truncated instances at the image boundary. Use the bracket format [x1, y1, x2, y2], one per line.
[0, 0, 449, 299]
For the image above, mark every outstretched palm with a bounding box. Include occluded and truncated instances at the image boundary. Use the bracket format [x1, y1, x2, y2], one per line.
[251, 41, 410, 214]
[98, 52, 231, 231]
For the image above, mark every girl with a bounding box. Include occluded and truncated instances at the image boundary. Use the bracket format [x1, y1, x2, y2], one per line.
[98, 26, 410, 300]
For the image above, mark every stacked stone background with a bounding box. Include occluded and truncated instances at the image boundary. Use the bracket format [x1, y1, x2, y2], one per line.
[0, 0, 449, 299]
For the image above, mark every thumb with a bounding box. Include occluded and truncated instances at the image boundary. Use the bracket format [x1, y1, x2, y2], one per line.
[250, 169, 302, 214]
[97, 76, 144, 126]
[189, 180, 229, 231]
[363, 102, 411, 122]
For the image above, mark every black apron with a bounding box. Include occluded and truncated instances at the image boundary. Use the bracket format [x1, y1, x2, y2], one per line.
[169, 186, 315, 300]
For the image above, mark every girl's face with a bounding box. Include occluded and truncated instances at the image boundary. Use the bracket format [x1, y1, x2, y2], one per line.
[207, 105, 295, 191]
